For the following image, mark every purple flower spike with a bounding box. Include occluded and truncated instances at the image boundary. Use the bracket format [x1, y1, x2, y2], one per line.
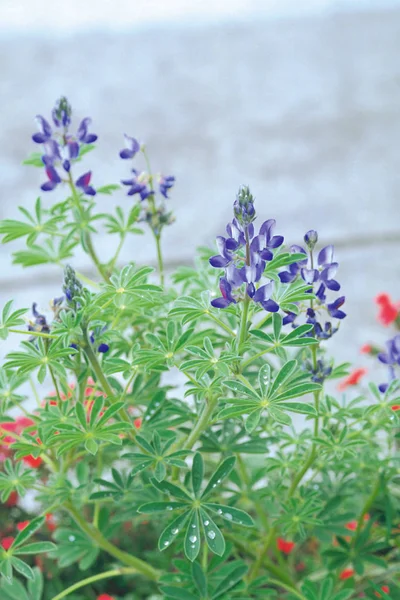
[77, 117, 97, 144]
[32, 116, 52, 144]
[159, 175, 175, 198]
[120, 134, 140, 159]
[211, 277, 237, 308]
[327, 296, 346, 319]
[41, 166, 62, 191]
[76, 171, 96, 196]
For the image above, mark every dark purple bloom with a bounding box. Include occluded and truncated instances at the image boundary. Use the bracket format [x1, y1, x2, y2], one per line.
[98, 343, 110, 353]
[209, 236, 237, 269]
[41, 166, 62, 191]
[283, 311, 297, 326]
[76, 171, 96, 196]
[77, 118, 97, 144]
[159, 175, 175, 198]
[211, 277, 237, 308]
[251, 219, 284, 261]
[32, 116, 52, 144]
[378, 335, 400, 366]
[253, 282, 279, 312]
[121, 169, 153, 200]
[120, 134, 140, 159]
[327, 296, 346, 320]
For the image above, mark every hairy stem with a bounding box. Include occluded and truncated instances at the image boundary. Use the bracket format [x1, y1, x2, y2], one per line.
[183, 396, 218, 451]
[51, 567, 137, 600]
[67, 504, 160, 581]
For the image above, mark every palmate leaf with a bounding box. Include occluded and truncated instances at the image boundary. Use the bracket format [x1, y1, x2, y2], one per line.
[0, 301, 28, 340]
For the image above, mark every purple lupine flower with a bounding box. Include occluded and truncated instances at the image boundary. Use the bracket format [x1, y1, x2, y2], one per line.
[28, 303, 50, 334]
[327, 296, 346, 319]
[378, 335, 400, 367]
[32, 116, 53, 144]
[253, 282, 279, 312]
[77, 118, 97, 144]
[120, 134, 140, 159]
[98, 343, 110, 353]
[159, 175, 175, 198]
[209, 236, 237, 269]
[211, 277, 237, 308]
[252, 219, 284, 261]
[76, 171, 96, 196]
[41, 166, 62, 191]
[226, 219, 246, 247]
[304, 229, 318, 250]
[121, 169, 154, 200]
[278, 245, 307, 283]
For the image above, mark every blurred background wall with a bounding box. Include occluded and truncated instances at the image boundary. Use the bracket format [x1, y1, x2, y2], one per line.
[1, 0, 400, 380]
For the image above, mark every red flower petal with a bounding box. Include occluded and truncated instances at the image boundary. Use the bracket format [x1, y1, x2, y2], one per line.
[277, 537, 295, 554]
[339, 568, 354, 580]
[338, 368, 367, 391]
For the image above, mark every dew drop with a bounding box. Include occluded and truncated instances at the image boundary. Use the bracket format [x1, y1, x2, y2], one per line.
[164, 541, 170, 546]
[204, 520, 210, 526]
[217, 479, 221, 483]
[217, 509, 223, 515]
[191, 524, 196, 528]
[68, 535, 75, 542]
[171, 528, 179, 535]
[225, 513, 233, 521]
[207, 530, 216, 539]
[212, 484, 217, 488]
[189, 535, 197, 543]
[191, 544, 196, 549]
[166, 506, 173, 511]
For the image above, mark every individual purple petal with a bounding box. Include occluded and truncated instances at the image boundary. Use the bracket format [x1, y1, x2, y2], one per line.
[259, 219, 276, 241]
[315, 283, 326, 302]
[225, 264, 244, 288]
[63, 160, 71, 172]
[259, 248, 273, 261]
[46, 166, 62, 184]
[261, 299, 279, 312]
[253, 282, 274, 303]
[219, 277, 236, 303]
[209, 255, 230, 268]
[67, 140, 80, 159]
[325, 279, 340, 291]
[225, 237, 239, 251]
[84, 186, 96, 196]
[34, 115, 52, 138]
[120, 148, 135, 159]
[283, 312, 297, 325]
[321, 263, 338, 281]
[159, 175, 175, 198]
[318, 245, 334, 266]
[119, 134, 140, 159]
[247, 282, 255, 298]
[269, 235, 284, 248]
[211, 297, 232, 309]
[378, 383, 388, 393]
[301, 268, 319, 284]
[279, 271, 296, 283]
[41, 180, 58, 191]
[76, 171, 92, 188]
[378, 352, 391, 365]
[32, 133, 49, 143]
[77, 118, 97, 144]
[98, 343, 109, 353]
[43, 139, 62, 160]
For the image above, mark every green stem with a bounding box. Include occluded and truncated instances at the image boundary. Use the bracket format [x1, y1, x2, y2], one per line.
[8, 328, 57, 339]
[48, 365, 62, 405]
[205, 312, 236, 337]
[351, 476, 381, 549]
[67, 172, 109, 283]
[51, 568, 137, 600]
[83, 331, 130, 424]
[108, 234, 126, 274]
[238, 295, 250, 350]
[267, 578, 307, 600]
[288, 343, 320, 497]
[241, 345, 277, 369]
[155, 233, 165, 286]
[67, 504, 160, 581]
[183, 396, 218, 451]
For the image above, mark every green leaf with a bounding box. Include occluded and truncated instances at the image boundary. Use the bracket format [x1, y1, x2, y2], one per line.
[192, 561, 207, 597]
[27, 567, 43, 600]
[14, 542, 56, 555]
[184, 510, 201, 562]
[85, 437, 99, 455]
[139, 502, 189, 514]
[10, 557, 33, 580]
[158, 510, 191, 551]
[269, 407, 292, 425]
[269, 360, 297, 398]
[13, 516, 44, 548]
[0, 559, 12, 582]
[151, 479, 192, 502]
[192, 452, 204, 497]
[0, 576, 29, 600]
[278, 402, 317, 415]
[204, 504, 254, 527]
[223, 380, 259, 400]
[212, 563, 247, 599]
[274, 382, 321, 402]
[245, 408, 262, 434]
[200, 509, 225, 556]
[22, 153, 44, 167]
[159, 586, 198, 600]
[258, 364, 271, 397]
[201, 456, 236, 499]
[272, 313, 282, 340]
[154, 461, 167, 482]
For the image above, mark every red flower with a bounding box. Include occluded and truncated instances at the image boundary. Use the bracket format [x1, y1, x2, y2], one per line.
[97, 595, 115, 600]
[134, 418, 142, 429]
[340, 568, 354, 580]
[375, 586, 390, 598]
[45, 513, 57, 532]
[391, 405, 400, 411]
[5, 491, 18, 507]
[345, 514, 370, 531]
[375, 293, 399, 326]
[360, 344, 372, 354]
[277, 538, 295, 554]
[338, 368, 367, 391]
[16, 521, 30, 531]
[22, 455, 42, 468]
[1, 536, 15, 550]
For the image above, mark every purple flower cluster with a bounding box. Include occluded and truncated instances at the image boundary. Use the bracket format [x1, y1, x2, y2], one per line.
[280, 231, 346, 339]
[209, 186, 284, 312]
[377, 335, 400, 393]
[32, 97, 97, 195]
[119, 135, 175, 234]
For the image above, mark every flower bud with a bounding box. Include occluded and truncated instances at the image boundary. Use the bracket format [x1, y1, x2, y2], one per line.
[233, 185, 256, 226]
[62, 265, 83, 306]
[304, 229, 318, 250]
[52, 97, 72, 128]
